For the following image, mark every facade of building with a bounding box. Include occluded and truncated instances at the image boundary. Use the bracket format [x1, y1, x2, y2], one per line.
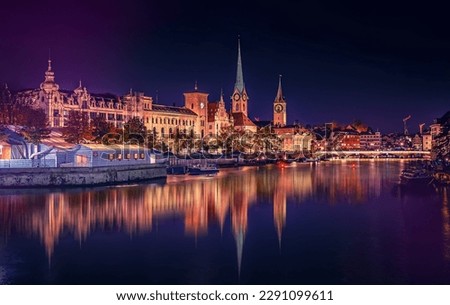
[422, 134, 432, 151]
[340, 134, 361, 150]
[15, 39, 263, 141]
[360, 132, 381, 150]
[207, 91, 232, 136]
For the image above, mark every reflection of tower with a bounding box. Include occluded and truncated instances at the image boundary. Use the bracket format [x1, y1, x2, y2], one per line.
[231, 200, 248, 276]
[273, 187, 286, 249]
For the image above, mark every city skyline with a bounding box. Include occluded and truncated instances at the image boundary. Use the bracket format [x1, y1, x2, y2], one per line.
[1, 1, 450, 133]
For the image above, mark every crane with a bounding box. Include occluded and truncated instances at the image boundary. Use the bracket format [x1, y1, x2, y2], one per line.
[403, 115, 411, 135]
[419, 123, 425, 135]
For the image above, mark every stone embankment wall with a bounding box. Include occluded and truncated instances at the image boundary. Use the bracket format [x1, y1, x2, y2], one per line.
[0, 164, 166, 187]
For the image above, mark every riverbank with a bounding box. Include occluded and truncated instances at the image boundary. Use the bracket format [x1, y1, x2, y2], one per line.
[0, 163, 167, 188]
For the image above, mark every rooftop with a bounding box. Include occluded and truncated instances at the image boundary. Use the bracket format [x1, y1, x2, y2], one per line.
[151, 104, 197, 116]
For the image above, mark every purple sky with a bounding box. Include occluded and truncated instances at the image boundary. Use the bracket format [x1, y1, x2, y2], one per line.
[1, 0, 449, 132]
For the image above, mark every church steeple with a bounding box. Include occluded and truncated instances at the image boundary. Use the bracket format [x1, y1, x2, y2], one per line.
[235, 38, 245, 92]
[231, 37, 248, 116]
[275, 75, 285, 102]
[219, 88, 224, 104]
[273, 75, 287, 127]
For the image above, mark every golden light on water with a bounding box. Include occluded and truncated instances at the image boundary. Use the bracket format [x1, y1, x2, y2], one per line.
[0, 164, 434, 262]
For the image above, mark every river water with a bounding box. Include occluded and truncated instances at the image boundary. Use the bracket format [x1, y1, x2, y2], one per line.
[0, 161, 449, 284]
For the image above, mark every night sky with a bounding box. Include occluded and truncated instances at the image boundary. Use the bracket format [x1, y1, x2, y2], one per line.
[1, 0, 449, 132]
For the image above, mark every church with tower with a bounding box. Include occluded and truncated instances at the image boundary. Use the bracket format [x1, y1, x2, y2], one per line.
[13, 38, 302, 147]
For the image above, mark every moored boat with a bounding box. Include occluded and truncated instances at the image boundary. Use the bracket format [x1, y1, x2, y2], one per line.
[400, 168, 433, 185]
[188, 164, 219, 176]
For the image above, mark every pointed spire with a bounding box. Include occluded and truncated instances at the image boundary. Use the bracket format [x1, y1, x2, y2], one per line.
[194, 80, 198, 91]
[235, 36, 245, 92]
[219, 88, 224, 103]
[79, 80, 82, 88]
[275, 74, 284, 101]
[41, 53, 59, 91]
[47, 48, 52, 71]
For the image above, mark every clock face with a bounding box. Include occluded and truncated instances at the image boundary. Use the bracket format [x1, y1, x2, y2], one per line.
[200, 102, 205, 109]
[233, 93, 240, 101]
[274, 103, 284, 113]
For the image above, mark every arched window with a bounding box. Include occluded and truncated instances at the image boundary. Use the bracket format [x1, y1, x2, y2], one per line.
[161, 127, 164, 135]
[235, 104, 239, 111]
[191, 103, 194, 109]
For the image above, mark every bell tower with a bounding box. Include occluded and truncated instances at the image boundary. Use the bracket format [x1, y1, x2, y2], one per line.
[231, 38, 248, 116]
[273, 75, 287, 127]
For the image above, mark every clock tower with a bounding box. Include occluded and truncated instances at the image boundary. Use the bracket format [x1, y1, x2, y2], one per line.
[231, 38, 248, 116]
[273, 75, 287, 127]
[184, 82, 209, 137]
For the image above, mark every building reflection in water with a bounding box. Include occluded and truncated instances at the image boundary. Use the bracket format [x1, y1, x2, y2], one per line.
[441, 187, 450, 261]
[0, 162, 404, 269]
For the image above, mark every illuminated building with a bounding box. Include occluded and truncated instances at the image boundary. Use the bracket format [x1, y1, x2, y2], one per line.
[230, 39, 257, 133]
[273, 75, 287, 127]
[15, 39, 261, 140]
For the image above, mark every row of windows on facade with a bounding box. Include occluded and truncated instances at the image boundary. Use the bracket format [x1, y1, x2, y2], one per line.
[107, 153, 146, 160]
[152, 127, 193, 136]
[45, 96, 125, 110]
[52, 109, 196, 127]
[53, 110, 124, 121]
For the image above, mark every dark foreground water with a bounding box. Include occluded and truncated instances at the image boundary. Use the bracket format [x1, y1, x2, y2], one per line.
[0, 161, 449, 284]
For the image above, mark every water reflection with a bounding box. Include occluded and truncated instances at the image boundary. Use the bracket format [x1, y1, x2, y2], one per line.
[0, 161, 447, 282]
[442, 187, 450, 261]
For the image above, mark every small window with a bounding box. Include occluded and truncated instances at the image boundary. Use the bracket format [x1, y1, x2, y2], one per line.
[116, 153, 122, 160]
[108, 153, 114, 160]
[140, 153, 145, 159]
[134, 153, 138, 160]
[125, 153, 131, 160]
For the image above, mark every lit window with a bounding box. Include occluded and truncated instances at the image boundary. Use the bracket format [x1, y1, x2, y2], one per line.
[134, 153, 138, 160]
[140, 153, 145, 159]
